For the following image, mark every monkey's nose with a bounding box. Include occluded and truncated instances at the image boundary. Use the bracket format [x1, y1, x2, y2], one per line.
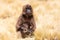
[26, 9, 31, 14]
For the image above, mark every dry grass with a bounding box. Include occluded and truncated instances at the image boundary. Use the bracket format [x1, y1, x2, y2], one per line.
[0, 0, 60, 40]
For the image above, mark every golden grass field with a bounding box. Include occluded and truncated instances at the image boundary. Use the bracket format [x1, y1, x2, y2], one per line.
[0, 0, 60, 40]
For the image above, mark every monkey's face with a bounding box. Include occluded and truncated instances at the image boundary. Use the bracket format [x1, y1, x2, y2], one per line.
[22, 4, 33, 18]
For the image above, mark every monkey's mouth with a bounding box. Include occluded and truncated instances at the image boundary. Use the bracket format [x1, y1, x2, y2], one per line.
[26, 8, 31, 14]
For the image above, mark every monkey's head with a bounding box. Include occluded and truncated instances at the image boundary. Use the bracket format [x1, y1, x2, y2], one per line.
[22, 4, 33, 18]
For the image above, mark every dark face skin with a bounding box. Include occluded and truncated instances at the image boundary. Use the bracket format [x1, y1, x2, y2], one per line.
[16, 4, 36, 38]
[22, 4, 33, 19]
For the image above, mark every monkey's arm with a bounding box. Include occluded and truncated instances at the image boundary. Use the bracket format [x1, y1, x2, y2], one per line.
[16, 16, 22, 31]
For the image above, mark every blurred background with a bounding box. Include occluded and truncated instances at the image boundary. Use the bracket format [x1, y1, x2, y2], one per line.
[0, 0, 60, 40]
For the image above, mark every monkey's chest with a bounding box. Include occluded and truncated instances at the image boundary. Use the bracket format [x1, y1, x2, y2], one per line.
[21, 18, 32, 23]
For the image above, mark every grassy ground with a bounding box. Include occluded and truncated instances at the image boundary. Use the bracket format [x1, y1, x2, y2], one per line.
[0, 0, 60, 40]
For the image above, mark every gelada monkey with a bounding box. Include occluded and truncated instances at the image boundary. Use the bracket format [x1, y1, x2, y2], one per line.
[16, 4, 36, 38]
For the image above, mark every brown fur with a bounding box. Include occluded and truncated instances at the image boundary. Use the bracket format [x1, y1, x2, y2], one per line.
[16, 4, 36, 38]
